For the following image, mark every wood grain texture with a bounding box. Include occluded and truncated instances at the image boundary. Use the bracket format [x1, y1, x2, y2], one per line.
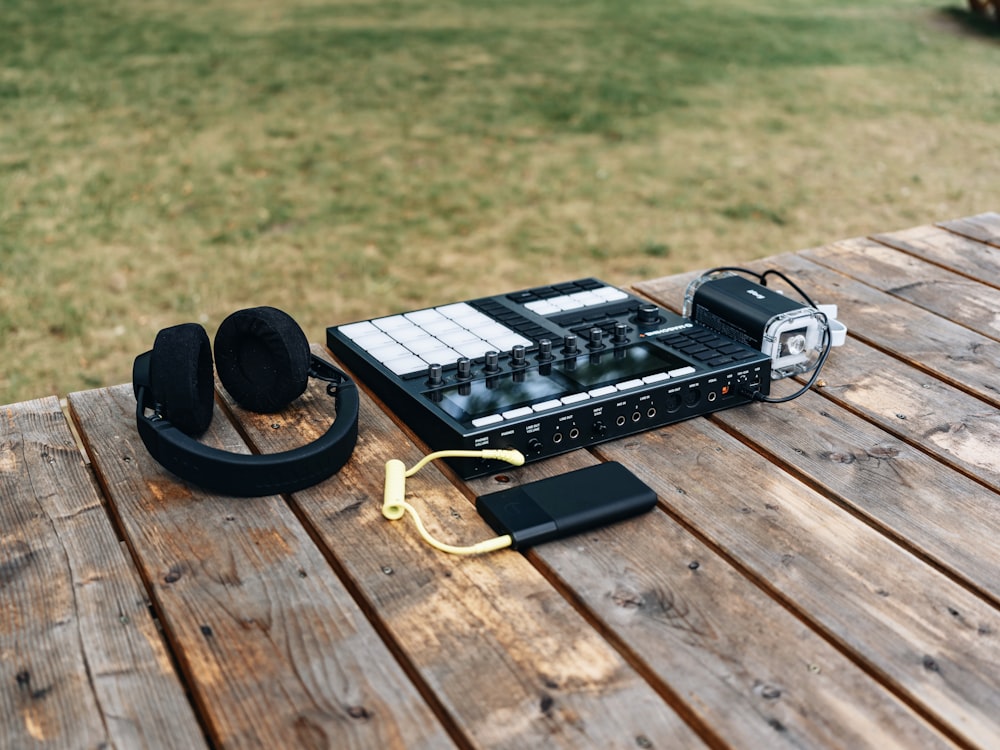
[937, 211, 1000, 247]
[463, 450, 957, 749]
[67, 385, 453, 750]
[873, 222, 1000, 285]
[632, 239, 1000, 747]
[635, 253, 1000, 567]
[802, 237, 1000, 342]
[595, 417, 1000, 749]
[1, 396, 207, 750]
[638, 243, 1000, 601]
[706, 389, 1000, 606]
[217, 346, 705, 750]
[770, 255, 1000, 491]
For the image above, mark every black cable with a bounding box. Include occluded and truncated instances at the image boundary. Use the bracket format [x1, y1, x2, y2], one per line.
[700, 266, 833, 404]
[759, 269, 819, 309]
[751, 317, 832, 403]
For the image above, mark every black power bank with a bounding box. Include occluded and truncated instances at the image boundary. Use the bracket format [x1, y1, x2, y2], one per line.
[475, 461, 657, 550]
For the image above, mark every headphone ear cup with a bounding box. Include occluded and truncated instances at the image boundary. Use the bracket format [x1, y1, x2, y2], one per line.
[150, 323, 215, 435]
[213, 307, 310, 413]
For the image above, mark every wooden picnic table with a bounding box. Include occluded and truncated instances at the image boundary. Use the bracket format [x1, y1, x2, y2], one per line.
[3, 213, 1000, 749]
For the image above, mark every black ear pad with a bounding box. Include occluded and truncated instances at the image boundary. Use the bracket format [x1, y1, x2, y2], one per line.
[213, 307, 311, 413]
[150, 323, 215, 436]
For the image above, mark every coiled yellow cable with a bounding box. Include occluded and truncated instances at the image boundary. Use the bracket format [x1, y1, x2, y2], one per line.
[382, 450, 525, 555]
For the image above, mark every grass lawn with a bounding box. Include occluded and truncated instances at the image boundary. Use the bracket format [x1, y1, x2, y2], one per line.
[2, 0, 998, 402]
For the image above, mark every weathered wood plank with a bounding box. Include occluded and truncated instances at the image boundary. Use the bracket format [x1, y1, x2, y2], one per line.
[1, 396, 207, 750]
[462, 453, 958, 749]
[872, 222, 1000, 286]
[803, 236, 1000, 341]
[812, 334, 1000, 488]
[938, 211, 1000, 246]
[707, 388, 1000, 606]
[638, 259, 1000, 600]
[67, 385, 453, 750]
[594, 416, 1000, 749]
[757, 253, 1000, 490]
[219, 347, 706, 749]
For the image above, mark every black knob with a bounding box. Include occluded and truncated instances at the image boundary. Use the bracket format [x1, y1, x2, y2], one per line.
[587, 327, 604, 350]
[612, 323, 629, 345]
[426, 363, 443, 386]
[484, 350, 500, 375]
[456, 357, 472, 380]
[527, 438, 543, 454]
[510, 344, 527, 368]
[537, 338, 554, 362]
[562, 334, 579, 355]
[592, 420, 608, 437]
[637, 304, 662, 326]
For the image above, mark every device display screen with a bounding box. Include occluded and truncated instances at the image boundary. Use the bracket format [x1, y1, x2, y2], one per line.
[430, 344, 688, 425]
[558, 345, 686, 389]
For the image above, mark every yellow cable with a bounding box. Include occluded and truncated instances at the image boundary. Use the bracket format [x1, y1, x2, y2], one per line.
[403, 448, 525, 478]
[397, 501, 512, 555]
[382, 449, 525, 556]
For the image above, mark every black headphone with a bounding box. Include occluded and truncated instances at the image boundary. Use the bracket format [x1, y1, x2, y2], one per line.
[132, 306, 359, 497]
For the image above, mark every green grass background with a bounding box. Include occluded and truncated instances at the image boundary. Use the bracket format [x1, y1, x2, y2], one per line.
[2, 0, 998, 402]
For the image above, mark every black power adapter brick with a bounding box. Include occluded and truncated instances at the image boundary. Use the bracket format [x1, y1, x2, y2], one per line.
[475, 462, 657, 550]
